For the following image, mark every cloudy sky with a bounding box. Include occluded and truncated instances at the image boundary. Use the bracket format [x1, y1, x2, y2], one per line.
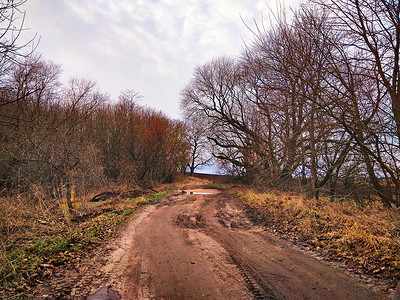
[20, 0, 300, 119]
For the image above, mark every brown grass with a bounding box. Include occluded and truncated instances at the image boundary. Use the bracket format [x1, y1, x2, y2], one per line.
[0, 185, 65, 247]
[232, 186, 400, 286]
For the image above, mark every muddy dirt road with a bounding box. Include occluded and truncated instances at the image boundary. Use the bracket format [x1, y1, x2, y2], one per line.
[38, 179, 385, 299]
[82, 179, 381, 300]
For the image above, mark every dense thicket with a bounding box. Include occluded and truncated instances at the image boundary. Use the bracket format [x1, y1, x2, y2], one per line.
[0, 57, 189, 206]
[181, 1, 400, 206]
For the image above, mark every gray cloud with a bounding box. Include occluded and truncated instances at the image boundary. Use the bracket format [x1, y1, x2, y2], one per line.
[21, 0, 300, 119]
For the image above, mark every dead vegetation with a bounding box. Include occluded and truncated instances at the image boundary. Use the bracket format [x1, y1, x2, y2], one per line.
[0, 182, 178, 299]
[232, 186, 400, 288]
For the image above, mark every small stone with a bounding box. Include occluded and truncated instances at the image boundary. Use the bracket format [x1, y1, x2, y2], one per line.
[87, 286, 120, 300]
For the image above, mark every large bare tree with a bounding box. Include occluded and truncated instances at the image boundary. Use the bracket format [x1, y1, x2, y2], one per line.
[313, 0, 400, 144]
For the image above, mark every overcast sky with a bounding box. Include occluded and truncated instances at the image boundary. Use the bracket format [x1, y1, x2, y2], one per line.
[20, 0, 300, 119]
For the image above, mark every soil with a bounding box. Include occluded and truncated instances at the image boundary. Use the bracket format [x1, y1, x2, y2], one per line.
[36, 179, 391, 299]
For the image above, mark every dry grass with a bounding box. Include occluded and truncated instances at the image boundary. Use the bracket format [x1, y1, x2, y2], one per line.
[0, 181, 181, 298]
[0, 185, 65, 247]
[232, 187, 400, 285]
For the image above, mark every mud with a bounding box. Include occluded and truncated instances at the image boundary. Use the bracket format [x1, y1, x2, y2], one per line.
[37, 179, 389, 299]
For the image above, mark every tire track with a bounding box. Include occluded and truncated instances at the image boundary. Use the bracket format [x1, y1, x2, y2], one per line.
[230, 254, 279, 300]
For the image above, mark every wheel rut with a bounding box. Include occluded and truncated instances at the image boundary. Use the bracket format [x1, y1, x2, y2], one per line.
[230, 254, 278, 300]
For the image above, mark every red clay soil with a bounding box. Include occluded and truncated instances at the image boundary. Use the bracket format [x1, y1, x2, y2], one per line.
[37, 179, 389, 299]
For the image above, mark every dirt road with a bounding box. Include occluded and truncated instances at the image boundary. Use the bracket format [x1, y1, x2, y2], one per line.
[82, 179, 381, 300]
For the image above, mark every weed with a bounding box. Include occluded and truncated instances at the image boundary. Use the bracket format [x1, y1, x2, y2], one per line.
[147, 191, 167, 204]
[122, 207, 134, 216]
[198, 179, 223, 189]
[209, 182, 223, 189]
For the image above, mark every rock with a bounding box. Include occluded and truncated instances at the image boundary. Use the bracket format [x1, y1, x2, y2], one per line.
[87, 286, 120, 300]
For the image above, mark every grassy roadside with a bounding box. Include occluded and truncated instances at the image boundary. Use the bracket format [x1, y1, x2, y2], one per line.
[0, 184, 175, 299]
[229, 186, 400, 288]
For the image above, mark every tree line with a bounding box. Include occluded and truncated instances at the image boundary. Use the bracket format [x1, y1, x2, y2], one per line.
[0, 2, 192, 208]
[181, 0, 400, 206]
[0, 56, 189, 204]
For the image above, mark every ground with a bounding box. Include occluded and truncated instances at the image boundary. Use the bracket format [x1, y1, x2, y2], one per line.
[36, 179, 389, 299]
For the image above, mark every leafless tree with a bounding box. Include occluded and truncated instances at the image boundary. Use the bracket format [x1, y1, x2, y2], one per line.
[181, 57, 265, 180]
[184, 114, 213, 176]
[0, 57, 62, 190]
[299, 2, 400, 205]
[313, 0, 400, 143]
[0, 0, 36, 103]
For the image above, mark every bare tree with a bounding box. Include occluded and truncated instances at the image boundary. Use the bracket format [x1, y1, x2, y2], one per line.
[181, 57, 263, 180]
[184, 114, 213, 176]
[313, 0, 400, 143]
[299, 2, 400, 205]
[0, 57, 62, 190]
[0, 0, 36, 102]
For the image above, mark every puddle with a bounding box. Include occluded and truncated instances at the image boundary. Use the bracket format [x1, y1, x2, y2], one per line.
[190, 192, 212, 195]
[181, 189, 218, 195]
